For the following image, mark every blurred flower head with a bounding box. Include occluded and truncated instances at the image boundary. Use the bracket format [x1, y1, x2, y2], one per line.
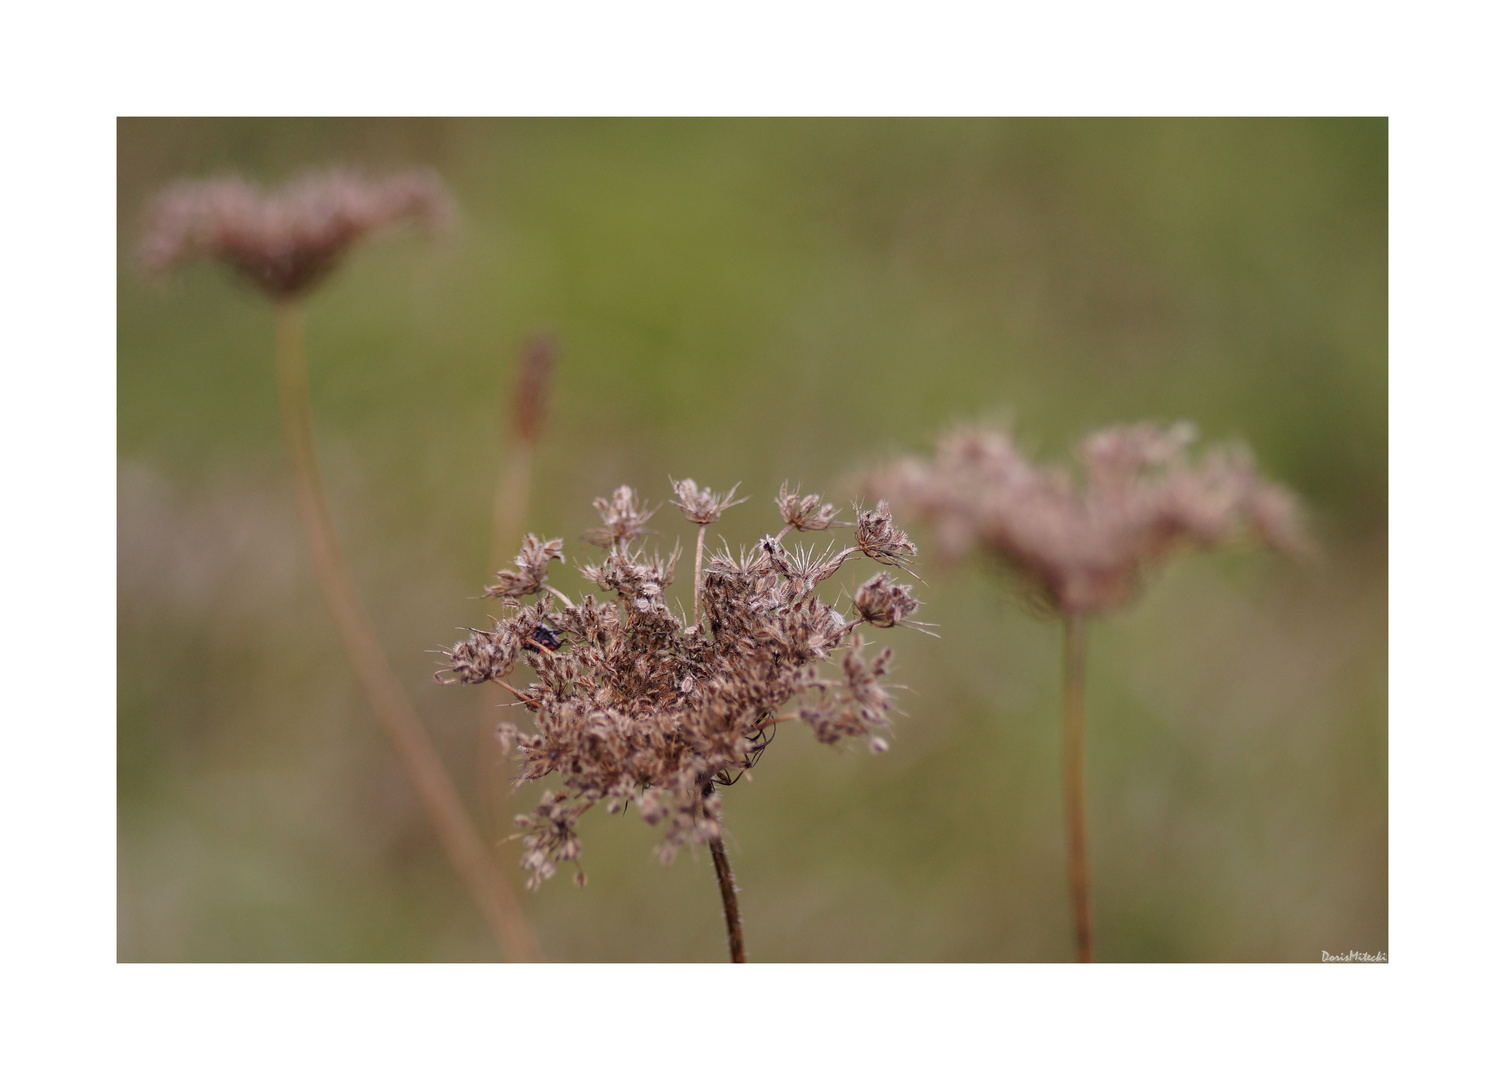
[441, 481, 923, 888]
[511, 333, 559, 446]
[868, 422, 1305, 615]
[139, 168, 454, 299]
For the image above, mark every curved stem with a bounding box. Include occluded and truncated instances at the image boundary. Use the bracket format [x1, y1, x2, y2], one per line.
[705, 785, 745, 963]
[274, 301, 541, 963]
[1062, 612, 1093, 963]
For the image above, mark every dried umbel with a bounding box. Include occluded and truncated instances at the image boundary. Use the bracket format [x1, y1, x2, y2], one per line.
[868, 420, 1305, 962]
[139, 168, 453, 299]
[441, 481, 922, 893]
[869, 422, 1305, 615]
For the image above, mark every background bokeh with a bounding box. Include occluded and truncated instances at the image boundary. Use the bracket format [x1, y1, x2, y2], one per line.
[117, 118, 1386, 962]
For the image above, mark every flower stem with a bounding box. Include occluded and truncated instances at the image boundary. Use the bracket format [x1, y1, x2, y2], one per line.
[1062, 611, 1093, 963]
[710, 836, 746, 963]
[705, 784, 745, 963]
[273, 300, 541, 963]
[693, 524, 707, 629]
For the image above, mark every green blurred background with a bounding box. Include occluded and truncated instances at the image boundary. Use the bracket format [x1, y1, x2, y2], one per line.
[117, 118, 1386, 962]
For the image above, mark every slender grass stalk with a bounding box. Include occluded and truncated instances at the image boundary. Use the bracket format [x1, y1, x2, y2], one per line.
[1061, 612, 1092, 963]
[705, 785, 746, 963]
[273, 301, 541, 963]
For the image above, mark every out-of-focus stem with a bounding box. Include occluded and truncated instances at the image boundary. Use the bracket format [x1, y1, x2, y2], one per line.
[273, 301, 541, 963]
[1062, 611, 1093, 963]
[490, 444, 534, 575]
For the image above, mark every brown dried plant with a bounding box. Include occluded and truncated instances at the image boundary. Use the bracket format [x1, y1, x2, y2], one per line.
[442, 481, 924, 962]
[869, 422, 1304, 961]
[141, 170, 540, 963]
[140, 169, 452, 298]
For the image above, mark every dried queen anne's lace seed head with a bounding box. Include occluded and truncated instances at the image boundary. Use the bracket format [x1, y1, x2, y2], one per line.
[140, 168, 454, 299]
[440, 480, 925, 889]
[868, 422, 1306, 615]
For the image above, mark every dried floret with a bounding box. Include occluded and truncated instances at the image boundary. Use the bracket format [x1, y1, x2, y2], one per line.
[586, 485, 657, 547]
[670, 478, 747, 525]
[485, 534, 564, 600]
[442, 601, 552, 686]
[853, 572, 920, 628]
[775, 482, 839, 533]
[853, 500, 919, 570]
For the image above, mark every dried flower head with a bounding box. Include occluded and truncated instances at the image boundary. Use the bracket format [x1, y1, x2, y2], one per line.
[776, 482, 839, 533]
[585, 485, 657, 548]
[139, 168, 454, 299]
[868, 422, 1306, 615]
[853, 572, 921, 629]
[440, 481, 924, 888]
[670, 478, 747, 525]
[853, 499, 919, 570]
[485, 534, 565, 601]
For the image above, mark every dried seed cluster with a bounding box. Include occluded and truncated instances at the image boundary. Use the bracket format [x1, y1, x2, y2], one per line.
[442, 481, 922, 888]
[140, 168, 453, 298]
[869, 423, 1305, 615]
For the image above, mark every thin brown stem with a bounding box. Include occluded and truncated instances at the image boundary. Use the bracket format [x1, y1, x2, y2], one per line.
[693, 524, 707, 629]
[705, 788, 745, 963]
[274, 301, 541, 963]
[1062, 611, 1093, 963]
[494, 679, 540, 707]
